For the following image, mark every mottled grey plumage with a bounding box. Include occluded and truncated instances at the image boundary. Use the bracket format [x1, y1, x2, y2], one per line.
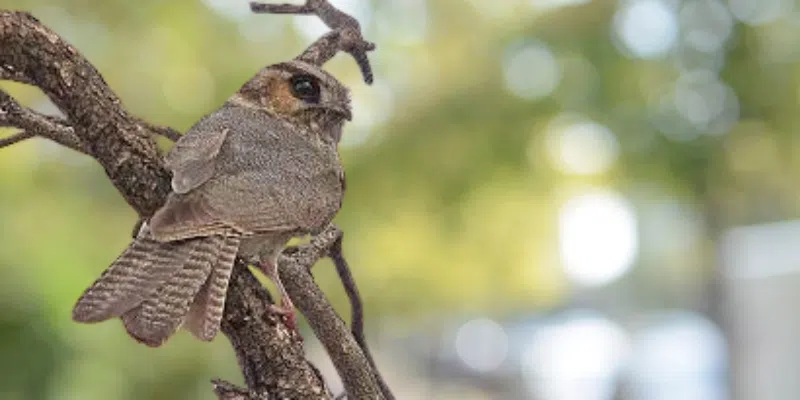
[72, 60, 350, 346]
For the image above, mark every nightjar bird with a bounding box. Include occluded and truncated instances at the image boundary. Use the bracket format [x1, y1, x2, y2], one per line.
[72, 60, 351, 347]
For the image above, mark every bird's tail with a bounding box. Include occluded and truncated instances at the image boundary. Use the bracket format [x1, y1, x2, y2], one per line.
[72, 231, 240, 347]
[183, 235, 240, 342]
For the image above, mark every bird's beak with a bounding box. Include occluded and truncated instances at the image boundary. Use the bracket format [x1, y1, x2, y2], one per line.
[311, 103, 352, 121]
[332, 106, 352, 121]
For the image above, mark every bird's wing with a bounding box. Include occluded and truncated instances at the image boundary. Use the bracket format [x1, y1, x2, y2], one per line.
[150, 105, 341, 241]
[148, 176, 297, 242]
[166, 127, 229, 194]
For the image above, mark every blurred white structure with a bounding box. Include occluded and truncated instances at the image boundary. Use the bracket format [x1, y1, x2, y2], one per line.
[522, 310, 630, 400]
[721, 219, 800, 400]
[628, 311, 728, 400]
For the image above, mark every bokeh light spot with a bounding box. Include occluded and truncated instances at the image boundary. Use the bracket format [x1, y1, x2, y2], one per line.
[679, 0, 733, 53]
[673, 70, 739, 135]
[545, 114, 620, 176]
[503, 39, 561, 101]
[454, 318, 509, 373]
[613, 0, 678, 59]
[558, 190, 639, 286]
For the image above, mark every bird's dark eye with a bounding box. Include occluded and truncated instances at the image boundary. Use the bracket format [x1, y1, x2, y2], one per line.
[289, 74, 321, 103]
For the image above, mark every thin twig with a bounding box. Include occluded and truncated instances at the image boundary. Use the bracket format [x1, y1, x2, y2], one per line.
[250, 0, 376, 84]
[0, 129, 34, 147]
[330, 236, 396, 400]
[142, 121, 182, 142]
[212, 379, 253, 400]
[0, 90, 85, 153]
[249, 2, 314, 14]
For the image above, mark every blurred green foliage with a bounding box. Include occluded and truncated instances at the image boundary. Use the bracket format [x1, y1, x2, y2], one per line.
[1, 0, 799, 398]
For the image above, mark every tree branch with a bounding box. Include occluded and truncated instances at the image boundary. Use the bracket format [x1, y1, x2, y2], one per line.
[0, 89, 84, 152]
[330, 236, 396, 400]
[142, 120, 184, 142]
[215, 259, 331, 400]
[0, 11, 170, 217]
[280, 225, 382, 399]
[0, 129, 34, 147]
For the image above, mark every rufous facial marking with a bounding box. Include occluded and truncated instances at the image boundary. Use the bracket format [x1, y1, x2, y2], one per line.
[263, 74, 302, 118]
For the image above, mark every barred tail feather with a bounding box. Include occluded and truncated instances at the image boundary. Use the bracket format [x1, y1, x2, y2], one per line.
[185, 233, 240, 342]
[121, 235, 224, 347]
[72, 236, 191, 323]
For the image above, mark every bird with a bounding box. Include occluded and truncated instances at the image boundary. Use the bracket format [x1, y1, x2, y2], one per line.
[71, 60, 351, 347]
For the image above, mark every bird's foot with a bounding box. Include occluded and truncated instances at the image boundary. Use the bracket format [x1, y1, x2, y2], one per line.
[256, 258, 302, 337]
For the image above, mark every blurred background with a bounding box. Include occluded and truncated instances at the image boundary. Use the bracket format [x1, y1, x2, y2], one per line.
[1, 0, 799, 399]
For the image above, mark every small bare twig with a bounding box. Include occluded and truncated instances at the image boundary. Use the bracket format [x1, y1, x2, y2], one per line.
[0, 129, 34, 147]
[250, 1, 314, 14]
[142, 121, 182, 142]
[330, 236, 396, 400]
[212, 379, 255, 400]
[0, 90, 84, 152]
[250, 0, 376, 84]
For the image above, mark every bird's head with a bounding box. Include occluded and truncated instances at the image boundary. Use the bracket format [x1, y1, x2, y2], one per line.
[233, 60, 352, 139]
